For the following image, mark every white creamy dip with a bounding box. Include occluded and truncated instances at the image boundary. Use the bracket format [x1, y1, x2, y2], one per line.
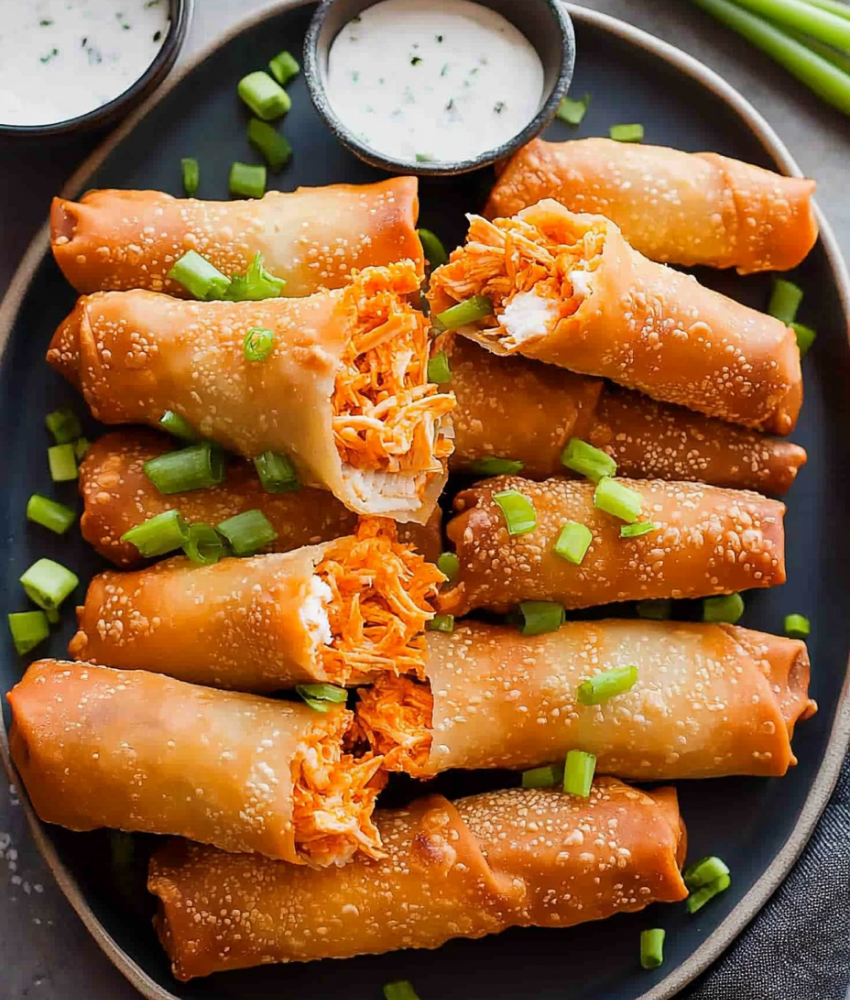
[0, 0, 170, 126]
[325, 0, 545, 164]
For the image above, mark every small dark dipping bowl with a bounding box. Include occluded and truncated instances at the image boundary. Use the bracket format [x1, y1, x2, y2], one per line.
[0, 0, 192, 139]
[304, 0, 575, 176]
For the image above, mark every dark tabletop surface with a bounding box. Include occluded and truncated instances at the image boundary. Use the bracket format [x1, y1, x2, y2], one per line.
[1, 1, 849, 997]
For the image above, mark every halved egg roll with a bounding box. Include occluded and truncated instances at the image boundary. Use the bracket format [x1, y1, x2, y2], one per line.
[69, 519, 443, 692]
[48, 262, 454, 523]
[445, 336, 806, 493]
[50, 178, 424, 296]
[7, 659, 385, 867]
[148, 780, 687, 979]
[486, 138, 818, 273]
[79, 430, 443, 567]
[355, 619, 815, 779]
[440, 475, 785, 616]
[428, 201, 802, 434]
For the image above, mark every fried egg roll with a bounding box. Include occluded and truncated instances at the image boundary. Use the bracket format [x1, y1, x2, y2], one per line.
[428, 201, 802, 434]
[69, 519, 443, 692]
[356, 619, 815, 779]
[485, 138, 818, 274]
[445, 336, 806, 493]
[440, 475, 785, 616]
[78, 430, 443, 567]
[148, 780, 687, 979]
[50, 179, 424, 296]
[48, 262, 453, 523]
[7, 660, 385, 867]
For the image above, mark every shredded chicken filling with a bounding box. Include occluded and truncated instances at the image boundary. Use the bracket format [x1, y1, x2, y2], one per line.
[355, 673, 434, 776]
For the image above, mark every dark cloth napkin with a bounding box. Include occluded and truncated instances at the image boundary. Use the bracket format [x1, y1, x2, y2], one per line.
[681, 756, 850, 999]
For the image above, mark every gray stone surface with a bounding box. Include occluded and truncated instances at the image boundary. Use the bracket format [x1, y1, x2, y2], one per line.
[1, 1, 848, 997]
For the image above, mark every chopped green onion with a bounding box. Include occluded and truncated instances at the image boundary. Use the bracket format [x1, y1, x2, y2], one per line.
[578, 665, 638, 706]
[74, 437, 91, 462]
[768, 277, 803, 324]
[554, 521, 593, 565]
[428, 614, 455, 633]
[167, 250, 232, 300]
[383, 981, 421, 1000]
[610, 123, 644, 142]
[791, 321, 816, 357]
[254, 451, 298, 493]
[47, 443, 77, 482]
[229, 161, 267, 199]
[144, 442, 226, 495]
[637, 598, 673, 620]
[183, 522, 228, 566]
[784, 613, 811, 638]
[20, 558, 79, 611]
[159, 410, 197, 442]
[296, 682, 348, 713]
[686, 872, 731, 914]
[8, 611, 50, 656]
[683, 855, 731, 891]
[243, 327, 275, 363]
[437, 551, 460, 584]
[26, 495, 76, 534]
[493, 489, 537, 535]
[621, 521, 658, 538]
[45, 607, 61, 625]
[181, 157, 199, 197]
[556, 92, 591, 125]
[237, 70, 291, 120]
[640, 928, 665, 970]
[418, 228, 448, 268]
[121, 509, 189, 558]
[269, 50, 300, 86]
[45, 407, 82, 445]
[433, 295, 494, 332]
[560, 438, 617, 482]
[224, 252, 286, 301]
[702, 592, 745, 624]
[247, 118, 293, 171]
[427, 350, 452, 384]
[216, 509, 278, 557]
[594, 477, 643, 523]
[563, 749, 596, 797]
[519, 600, 565, 636]
[521, 763, 564, 789]
[468, 456, 525, 476]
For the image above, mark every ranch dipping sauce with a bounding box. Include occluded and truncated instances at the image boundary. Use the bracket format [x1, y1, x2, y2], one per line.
[0, 0, 170, 127]
[326, 0, 545, 164]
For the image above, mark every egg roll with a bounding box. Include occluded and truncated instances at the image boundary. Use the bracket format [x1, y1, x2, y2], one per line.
[69, 518, 443, 692]
[355, 619, 815, 779]
[439, 475, 785, 616]
[48, 262, 454, 523]
[50, 178, 424, 297]
[428, 200, 802, 434]
[78, 430, 443, 567]
[445, 335, 806, 493]
[148, 779, 687, 979]
[7, 659, 385, 867]
[485, 138, 818, 274]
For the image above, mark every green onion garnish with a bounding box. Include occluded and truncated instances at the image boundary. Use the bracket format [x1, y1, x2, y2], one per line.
[159, 410, 197, 442]
[519, 600, 565, 636]
[768, 277, 803, 325]
[493, 489, 537, 535]
[556, 92, 590, 125]
[621, 521, 658, 538]
[247, 118, 293, 171]
[269, 49, 300, 86]
[418, 228, 448, 268]
[683, 855, 731, 891]
[560, 438, 617, 482]
[610, 123, 644, 142]
[686, 872, 731, 914]
[8, 611, 50, 657]
[254, 451, 298, 493]
[243, 327, 275, 363]
[521, 763, 564, 789]
[427, 350, 452, 384]
[593, 477, 643, 523]
[229, 161, 267, 199]
[563, 749, 596, 797]
[224, 252, 285, 301]
[45, 407, 82, 445]
[183, 522, 228, 566]
[144, 442, 226, 495]
[167, 250, 232, 300]
[640, 928, 665, 970]
[74, 437, 91, 462]
[702, 592, 745, 624]
[577, 665, 638, 706]
[791, 321, 816, 356]
[26, 495, 76, 535]
[437, 551, 460, 584]
[433, 295, 494, 332]
[784, 613, 811, 638]
[20, 558, 79, 611]
[553, 521, 593, 565]
[636, 598, 673, 620]
[383, 981, 421, 1000]
[48, 443, 77, 482]
[468, 456, 525, 476]
[428, 614, 455, 633]
[181, 157, 199, 197]
[296, 682, 348, 713]
[45, 607, 60, 625]
[216, 509, 278, 557]
[237, 70, 291, 120]
[121, 509, 190, 558]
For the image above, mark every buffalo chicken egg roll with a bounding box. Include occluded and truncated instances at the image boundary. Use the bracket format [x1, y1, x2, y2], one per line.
[7, 660, 385, 867]
[148, 780, 687, 979]
[355, 619, 815, 779]
[69, 519, 443, 692]
[79, 430, 443, 567]
[48, 262, 453, 523]
[445, 335, 806, 493]
[428, 201, 802, 434]
[440, 475, 785, 616]
[485, 138, 818, 273]
[51, 178, 424, 296]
